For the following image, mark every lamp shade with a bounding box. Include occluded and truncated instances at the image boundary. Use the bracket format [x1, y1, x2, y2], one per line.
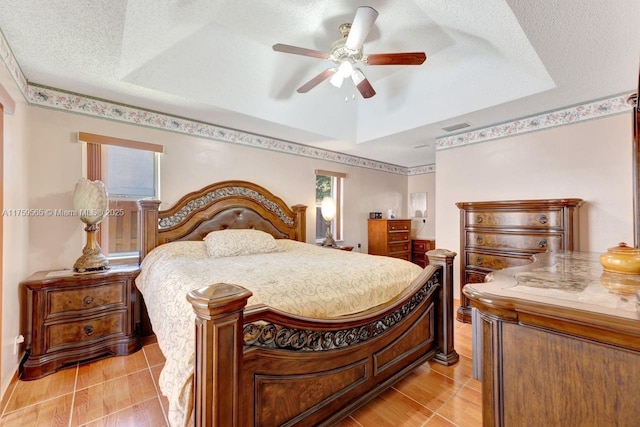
[321, 196, 336, 221]
[73, 178, 108, 225]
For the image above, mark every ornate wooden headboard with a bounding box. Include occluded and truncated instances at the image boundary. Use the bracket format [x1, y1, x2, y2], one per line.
[138, 180, 307, 262]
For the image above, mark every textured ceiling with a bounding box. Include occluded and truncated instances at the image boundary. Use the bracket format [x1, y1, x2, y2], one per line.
[0, 0, 638, 167]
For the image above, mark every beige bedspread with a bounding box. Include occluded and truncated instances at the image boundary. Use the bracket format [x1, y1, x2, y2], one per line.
[135, 239, 423, 427]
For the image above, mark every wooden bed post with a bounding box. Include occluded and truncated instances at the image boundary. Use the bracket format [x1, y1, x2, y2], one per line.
[428, 249, 460, 366]
[291, 204, 307, 242]
[187, 284, 253, 427]
[137, 199, 161, 263]
[136, 199, 160, 337]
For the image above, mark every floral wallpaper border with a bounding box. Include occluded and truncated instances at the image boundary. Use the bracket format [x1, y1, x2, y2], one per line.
[1, 28, 633, 176]
[28, 85, 415, 175]
[0, 28, 28, 99]
[436, 94, 634, 150]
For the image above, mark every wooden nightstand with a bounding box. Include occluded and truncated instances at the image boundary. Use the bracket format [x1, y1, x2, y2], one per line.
[21, 264, 141, 380]
[411, 238, 435, 268]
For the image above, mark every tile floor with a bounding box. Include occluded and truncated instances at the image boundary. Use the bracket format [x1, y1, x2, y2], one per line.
[0, 305, 480, 427]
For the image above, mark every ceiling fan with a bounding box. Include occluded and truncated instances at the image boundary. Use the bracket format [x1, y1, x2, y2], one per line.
[273, 6, 426, 99]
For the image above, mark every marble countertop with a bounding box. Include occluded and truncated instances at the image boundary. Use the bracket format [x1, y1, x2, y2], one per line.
[464, 251, 640, 321]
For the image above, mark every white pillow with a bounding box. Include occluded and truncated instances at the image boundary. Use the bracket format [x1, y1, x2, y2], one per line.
[204, 229, 281, 258]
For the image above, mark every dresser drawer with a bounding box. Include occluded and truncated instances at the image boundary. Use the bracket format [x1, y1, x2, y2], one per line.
[388, 231, 410, 243]
[466, 232, 562, 252]
[47, 280, 127, 317]
[465, 270, 488, 284]
[387, 220, 411, 232]
[45, 311, 126, 352]
[466, 210, 562, 228]
[466, 252, 533, 270]
[388, 242, 410, 254]
[389, 252, 411, 261]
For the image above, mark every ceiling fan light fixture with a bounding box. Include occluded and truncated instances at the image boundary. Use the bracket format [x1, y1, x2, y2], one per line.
[330, 60, 354, 87]
[330, 72, 344, 88]
[351, 68, 365, 85]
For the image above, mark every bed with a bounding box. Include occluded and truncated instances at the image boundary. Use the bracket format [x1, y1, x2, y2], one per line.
[135, 180, 459, 427]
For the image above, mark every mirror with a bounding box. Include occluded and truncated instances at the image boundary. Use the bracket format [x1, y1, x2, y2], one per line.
[410, 192, 428, 218]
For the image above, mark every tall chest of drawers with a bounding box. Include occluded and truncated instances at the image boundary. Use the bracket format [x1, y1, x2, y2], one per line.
[456, 199, 583, 323]
[368, 219, 412, 261]
[21, 264, 141, 379]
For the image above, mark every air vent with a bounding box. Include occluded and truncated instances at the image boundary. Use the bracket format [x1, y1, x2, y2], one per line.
[442, 122, 471, 132]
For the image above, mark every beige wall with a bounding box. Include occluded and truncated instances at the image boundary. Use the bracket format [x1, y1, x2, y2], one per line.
[27, 107, 410, 272]
[0, 67, 30, 396]
[435, 113, 634, 297]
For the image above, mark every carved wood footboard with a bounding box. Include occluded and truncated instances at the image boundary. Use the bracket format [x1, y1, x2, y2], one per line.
[186, 250, 457, 427]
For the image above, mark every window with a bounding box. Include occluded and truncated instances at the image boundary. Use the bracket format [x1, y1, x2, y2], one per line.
[80, 132, 162, 261]
[315, 170, 346, 242]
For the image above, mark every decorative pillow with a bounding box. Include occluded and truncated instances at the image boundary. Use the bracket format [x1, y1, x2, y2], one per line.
[204, 229, 282, 258]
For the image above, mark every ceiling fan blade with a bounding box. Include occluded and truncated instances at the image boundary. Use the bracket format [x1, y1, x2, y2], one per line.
[297, 68, 337, 93]
[365, 52, 427, 65]
[273, 43, 329, 59]
[355, 78, 376, 99]
[345, 6, 379, 51]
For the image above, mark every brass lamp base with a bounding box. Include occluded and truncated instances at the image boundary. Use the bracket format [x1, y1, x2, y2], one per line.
[74, 224, 110, 273]
[322, 220, 336, 247]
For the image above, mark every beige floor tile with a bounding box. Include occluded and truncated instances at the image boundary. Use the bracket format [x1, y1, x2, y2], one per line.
[436, 384, 482, 427]
[350, 388, 433, 426]
[423, 413, 459, 426]
[6, 365, 77, 412]
[71, 369, 157, 426]
[428, 355, 473, 384]
[393, 365, 458, 412]
[142, 343, 166, 367]
[0, 393, 73, 427]
[76, 350, 149, 389]
[80, 397, 167, 427]
[150, 364, 169, 417]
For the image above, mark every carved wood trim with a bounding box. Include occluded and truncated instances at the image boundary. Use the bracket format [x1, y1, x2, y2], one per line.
[243, 270, 441, 351]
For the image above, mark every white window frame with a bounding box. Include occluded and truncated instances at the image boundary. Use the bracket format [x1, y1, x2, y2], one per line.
[315, 169, 346, 243]
[79, 132, 163, 263]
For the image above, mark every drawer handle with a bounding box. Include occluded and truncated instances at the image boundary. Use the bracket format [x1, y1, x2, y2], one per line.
[83, 296, 94, 305]
[539, 214, 548, 224]
[476, 256, 484, 266]
[539, 239, 548, 249]
[83, 325, 94, 336]
[476, 235, 483, 244]
[476, 215, 483, 223]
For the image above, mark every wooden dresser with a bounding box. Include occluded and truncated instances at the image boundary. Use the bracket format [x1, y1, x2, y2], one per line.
[21, 264, 140, 380]
[411, 238, 435, 268]
[464, 252, 640, 426]
[456, 198, 582, 322]
[367, 219, 411, 261]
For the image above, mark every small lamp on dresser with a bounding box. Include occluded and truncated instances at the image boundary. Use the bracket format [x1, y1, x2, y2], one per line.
[321, 196, 337, 247]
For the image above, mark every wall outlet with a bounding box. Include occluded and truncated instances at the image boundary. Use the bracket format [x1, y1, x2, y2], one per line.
[357, 243, 361, 248]
[13, 335, 24, 355]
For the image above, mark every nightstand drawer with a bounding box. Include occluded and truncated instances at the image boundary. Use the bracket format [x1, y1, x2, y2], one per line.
[48, 281, 127, 317]
[46, 311, 126, 352]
